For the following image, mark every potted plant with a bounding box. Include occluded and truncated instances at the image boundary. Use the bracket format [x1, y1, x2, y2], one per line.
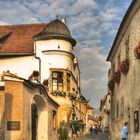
[119, 59, 129, 74]
[58, 121, 69, 140]
[43, 79, 48, 86]
[28, 70, 39, 80]
[68, 93, 76, 100]
[134, 42, 140, 58]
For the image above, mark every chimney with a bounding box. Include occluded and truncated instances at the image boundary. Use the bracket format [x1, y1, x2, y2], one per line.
[61, 18, 67, 24]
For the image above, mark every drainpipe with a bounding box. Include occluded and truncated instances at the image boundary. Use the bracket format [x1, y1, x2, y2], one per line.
[34, 41, 41, 82]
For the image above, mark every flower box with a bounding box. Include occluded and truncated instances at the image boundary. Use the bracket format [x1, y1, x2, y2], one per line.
[119, 59, 129, 74]
[52, 90, 66, 97]
[108, 79, 114, 91]
[134, 42, 140, 58]
[113, 71, 121, 84]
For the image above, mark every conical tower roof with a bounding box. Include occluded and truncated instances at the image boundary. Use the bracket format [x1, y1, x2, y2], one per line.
[34, 19, 76, 47]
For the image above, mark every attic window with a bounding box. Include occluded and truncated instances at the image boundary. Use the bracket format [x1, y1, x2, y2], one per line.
[0, 32, 11, 48]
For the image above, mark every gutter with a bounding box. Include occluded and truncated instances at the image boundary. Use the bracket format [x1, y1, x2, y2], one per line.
[34, 41, 41, 82]
[0, 53, 34, 58]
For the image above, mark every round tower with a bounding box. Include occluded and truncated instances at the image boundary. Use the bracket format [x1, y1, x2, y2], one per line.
[34, 19, 80, 124]
[34, 18, 77, 81]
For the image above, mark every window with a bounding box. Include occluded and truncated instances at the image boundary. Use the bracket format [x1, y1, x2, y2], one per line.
[111, 63, 115, 78]
[117, 52, 121, 68]
[116, 102, 119, 119]
[120, 98, 124, 117]
[125, 36, 130, 59]
[67, 73, 70, 92]
[52, 71, 63, 91]
[134, 111, 139, 132]
[52, 110, 57, 129]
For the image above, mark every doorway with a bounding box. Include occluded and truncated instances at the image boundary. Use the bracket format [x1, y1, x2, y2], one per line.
[31, 95, 48, 140]
[31, 103, 38, 140]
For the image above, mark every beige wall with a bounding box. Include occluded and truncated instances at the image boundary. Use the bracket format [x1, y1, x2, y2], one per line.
[0, 56, 38, 80]
[0, 89, 5, 140]
[0, 80, 58, 140]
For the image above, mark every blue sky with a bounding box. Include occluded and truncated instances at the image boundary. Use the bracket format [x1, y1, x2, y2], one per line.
[0, 0, 132, 109]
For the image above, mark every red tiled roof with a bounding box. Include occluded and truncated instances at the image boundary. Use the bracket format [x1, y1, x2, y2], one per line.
[0, 24, 46, 54]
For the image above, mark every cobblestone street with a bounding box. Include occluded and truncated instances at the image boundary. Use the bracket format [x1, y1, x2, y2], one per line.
[70, 132, 110, 140]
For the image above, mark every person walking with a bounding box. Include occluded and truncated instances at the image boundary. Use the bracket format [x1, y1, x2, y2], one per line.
[89, 125, 93, 135]
[121, 122, 128, 140]
[95, 125, 98, 135]
[92, 125, 95, 135]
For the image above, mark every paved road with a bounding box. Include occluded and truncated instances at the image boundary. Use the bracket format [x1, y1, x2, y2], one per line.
[70, 132, 110, 140]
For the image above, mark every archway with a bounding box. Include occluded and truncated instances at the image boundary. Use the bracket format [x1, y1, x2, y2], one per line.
[31, 94, 48, 140]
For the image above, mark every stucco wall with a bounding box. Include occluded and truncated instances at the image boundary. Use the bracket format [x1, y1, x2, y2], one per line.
[0, 56, 38, 80]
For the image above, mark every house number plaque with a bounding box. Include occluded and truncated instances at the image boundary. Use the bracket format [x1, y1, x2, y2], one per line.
[7, 121, 20, 130]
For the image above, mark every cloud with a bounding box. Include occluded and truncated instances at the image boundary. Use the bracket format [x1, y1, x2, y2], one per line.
[73, 45, 110, 107]
[0, 0, 132, 108]
[0, 1, 39, 24]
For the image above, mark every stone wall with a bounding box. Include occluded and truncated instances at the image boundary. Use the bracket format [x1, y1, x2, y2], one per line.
[109, 1, 140, 139]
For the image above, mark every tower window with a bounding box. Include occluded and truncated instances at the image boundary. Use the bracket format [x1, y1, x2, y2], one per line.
[67, 73, 70, 92]
[58, 45, 60, 49]
[52, 71, 63, 91]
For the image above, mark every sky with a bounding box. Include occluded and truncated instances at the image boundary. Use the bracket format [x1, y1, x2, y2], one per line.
[0, 0, 132, 109]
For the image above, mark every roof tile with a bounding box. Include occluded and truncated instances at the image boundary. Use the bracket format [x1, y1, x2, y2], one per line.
[0, 24, 46, 54]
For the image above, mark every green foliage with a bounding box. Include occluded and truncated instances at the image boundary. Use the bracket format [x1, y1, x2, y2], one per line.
[52, 91, 66, 97]
[71, 120, 84, 132]
[58, 121, 69, 140]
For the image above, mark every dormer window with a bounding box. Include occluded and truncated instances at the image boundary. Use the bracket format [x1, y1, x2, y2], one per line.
[0, 32, 11, 48]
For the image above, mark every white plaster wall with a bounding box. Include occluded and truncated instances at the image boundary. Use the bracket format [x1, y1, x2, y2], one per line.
[0, 56, 38, 79]
[35, 39, 76, 83]
[40, 53, 73, 81]
[35, 39, 72, 55]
